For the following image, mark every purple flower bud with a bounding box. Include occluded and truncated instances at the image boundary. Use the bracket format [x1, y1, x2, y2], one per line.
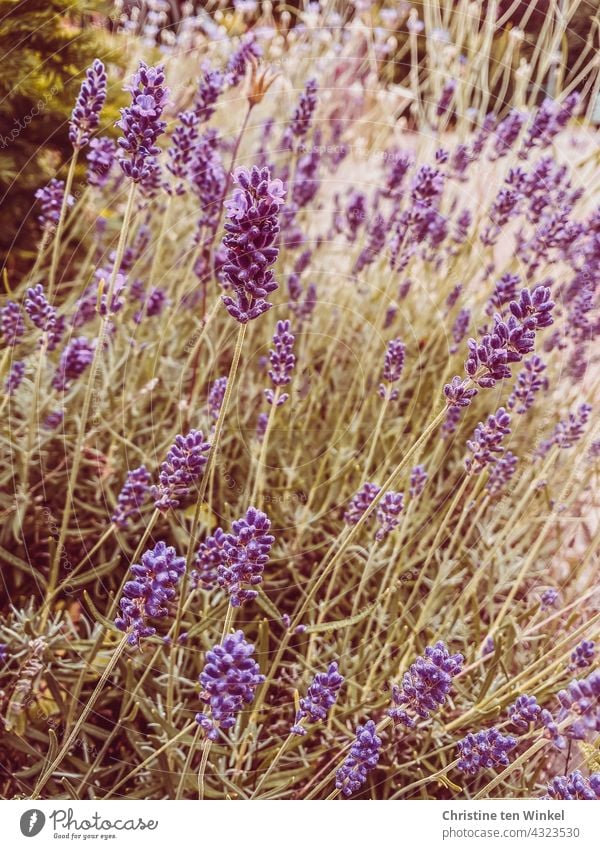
[217, 507, 275, 607]
[35, 179, 73, 233]
[344, 482, 381, 525]
[409, 465, 428, 498]
[444, 376, 477, 408]
[508, 694, 541, 729]
[193, 527, 228, 592]
[571, 640, 595, 670]
[266, 319, 296, 403]
[207, 376, 227, 422]
[195, 630, 264, 740]
[69, 59, 107, 148]
[290, 78, 318, 139]
[457, 727, 517, 775]
[0, 301, 25, 346]
[485, 450, 518, 497]
[379, 338, 405, 401]
[335, 720, 382, 797]
[111, 466, 151, 528]
[117, 62, 169, 183]
[388, 641, 464, 728]
[508, 356, 547, 413]
[375, 491, 404, 541]
[5, 360, 25, 395]
[465, 407, 511, 474]
[221, 166, 286, 324]
[86, 137, 117, 187]
[543, 771, 600, 800]
[152, 430, 211, 511]
[225, 33, 262, 86]
[541, 588, 559, 610]
[292, 661, 344, 735]
[115, 541, 186, 646]
[52, 337, 95, 391]
[194, 62, 224, 122]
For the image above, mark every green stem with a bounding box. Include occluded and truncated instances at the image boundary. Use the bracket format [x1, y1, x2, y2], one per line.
[48, 150, 79, 299]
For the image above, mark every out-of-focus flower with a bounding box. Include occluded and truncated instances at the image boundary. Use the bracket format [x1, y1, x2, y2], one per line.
[86, 137, 118, 187]
[290, 78, 318, 140]
[378, 338, 405, 400]
[0, 302, 25, 347]
[344, 482, 381, 525]
[111, 466, 151, 528]
[35, 179, 73, 232]
[52, 337, 95, 391]
[207, 376, 227, 422]
[409, 465, 428, 498]
[5, 361, 25, 395]
[375, 491, 404, 541]
[508, 356, 547, 413]
[486, 451, 518, 497]
[465, 408, 511, 474]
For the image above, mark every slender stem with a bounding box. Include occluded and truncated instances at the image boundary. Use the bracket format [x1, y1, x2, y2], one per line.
[176, 724, 202, 800]
[198, 738, 212, 800]
[31, 637, 127, 799]
[48, 150, 79, 300]
[250, 386, 281, 505]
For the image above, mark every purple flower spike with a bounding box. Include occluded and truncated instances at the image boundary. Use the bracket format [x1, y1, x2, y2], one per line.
[152, 430, 211, 511]
[375, 491, 404, 541]
[69, 59, 107, 148]
[115, 541, 186, 646]
[444, 376, 477, 408]
[409, 465, 428, 498]
[456, 727, 517, 775]
[166, 110, 199, 195]
[5, 361, 25, 395]
[344, 482, 381, 525]
[207, 376, 228, 422]
[192, 527, 228, 592]
[465, 407, 511, 474]
[87, 137, 117, 187]
[265, 319, 296, 406]
[508, 694, 541, 729]
[194, 62, 224, 122]
[509, 286, 555, 329]
[217, 507, 275, 607]
[195, 630, 264, 740]
[486, 451, 518, 497]
[292, 661, 344, 735]
[52, 337, 95, 391]
[0, 301, 25, 346]
[111, 466, 151, 528]
[543, 771, 600, 800]
[226, 33, 262, 86]
[290, 78, 318, 140]
[388, 641, 464, 728]
[379, 338, 405, 400]
[221, 166, 286, 324]
[35, 179, 73, 232]
[335, 720, 382, 798]
[570, 640, 595, 670]
[508, 356, 547, 413]
[117, 62, 169, 183]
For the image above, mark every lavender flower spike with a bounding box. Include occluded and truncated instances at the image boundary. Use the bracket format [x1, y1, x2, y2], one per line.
[69, 59, 107, 148]
[335, 720, 382, 797]
[115, 541, 186, 646]
[375, 491, 404, 541]
[195, 630, 265, 740]
[217, 507, 275, 607]
[221, 166, 285, 323]
[507, 694, 541, 729]
[52, 337, 95, 391]
[111, 466, 151, 528]
[543, 771, 600, 800]
[456, 727, 517, 775]
[409, 465, 428, 498]
[388, 641, 464, 728]
[117, 62, 169, 183]
[378, 338, 405, 400]
[152, 430, 211, 512]
[35, 179, 73, 233]
[344, 482, 381, 525]
[0, 301, 25, 346]
[265, 319, 296, 406]
[465, 407, 511, 474]
[292, 661, 344, 735]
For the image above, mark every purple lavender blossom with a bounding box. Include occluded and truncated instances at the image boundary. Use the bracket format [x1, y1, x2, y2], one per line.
[111, 466, 151, 528]
[456, 727, 517, 775]
[115, 540, 186, 646]
[207, 376, 227, 422]
[485, 451, 518, 496]
[507, 694, 541, 729]
[570, 640, 595, 670]
[195, 630, 264, 740]
[5, 360, 25, 395]
[443, 376, 477, 408]
[35, 179, 72, 232]
[556, 668, 600, 740]
[290, 78, 318, 139]
[192, 527, 228, 592]
[508, 356, 547, 413]
[355, 214, 388, 273]
[0, 301, 25, 346]
[492, 109, 525, 158]
[409, 465, 428, 498]
[43, 410, 64, 430]
[292, 145, 321, 208]
[550, 404, 592, 450]
[486, 273, 520, 316]
[465, 408, 511, 474]
[378, 338, 405, 400]
[335, 720, 382, 797]
[225, 33, 261, 86]
[345, 191, 367, 242]
[195, 62, 224, 122]
[52, 337, 95, 391]
[451, 309, 470, 352]
[265, 319, 295, 406]
[385, 151, 412, 198]
[166, 110, 199, 195]
[189, 129, 225, 227]
[541, 588, 559, 610]
[388, 641, 464, 728]
[217, 507, 275, 607]
[86, 137, 117, 187]
[152, 430, 211, 511]
[133, 287, 166, 323]
[291, 661, 344, 735]
[69, 59, 107, 148]
[375, 491, 404, 541]
[436, 79, 456, 117]
[344, 482, 381, 526]
[221, 166, 285, 323]
[543, 771, 600, 800]
[256, 411, 268, 443]
[117, 62, 169, 183]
